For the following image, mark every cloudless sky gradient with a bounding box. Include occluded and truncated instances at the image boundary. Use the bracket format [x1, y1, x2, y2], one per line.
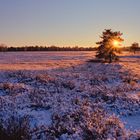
[0, 0, 140, 47]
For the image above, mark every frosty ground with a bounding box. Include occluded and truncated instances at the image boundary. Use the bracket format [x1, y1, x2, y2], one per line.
[0, 51, 140, 139]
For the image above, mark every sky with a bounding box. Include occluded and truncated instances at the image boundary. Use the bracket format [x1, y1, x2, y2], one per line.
[0, 0, 140, 47]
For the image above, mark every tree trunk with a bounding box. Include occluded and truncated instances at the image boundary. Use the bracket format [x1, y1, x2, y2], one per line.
[109, 53, 112, 63]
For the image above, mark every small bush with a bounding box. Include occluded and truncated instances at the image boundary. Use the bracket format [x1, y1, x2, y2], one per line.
[82, 108, 126, 140]
[62, 81, 75, 90]
[0, 115, 31, 140]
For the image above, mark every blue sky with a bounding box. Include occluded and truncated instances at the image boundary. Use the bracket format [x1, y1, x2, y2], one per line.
[0, 0, 140, 47]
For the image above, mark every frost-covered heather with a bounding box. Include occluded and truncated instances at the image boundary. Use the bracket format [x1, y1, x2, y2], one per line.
[0, 51, 140, 139]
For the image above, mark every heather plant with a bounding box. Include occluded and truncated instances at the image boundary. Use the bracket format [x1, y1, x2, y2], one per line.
[0, 115, 31, 140]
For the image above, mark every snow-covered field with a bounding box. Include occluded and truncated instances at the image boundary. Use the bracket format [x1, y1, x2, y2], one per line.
[0, 51, 140, 139]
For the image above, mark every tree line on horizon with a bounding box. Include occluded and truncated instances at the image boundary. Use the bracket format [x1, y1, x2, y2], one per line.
[0, 44, 139, 52]
[0, 45, 96, 52]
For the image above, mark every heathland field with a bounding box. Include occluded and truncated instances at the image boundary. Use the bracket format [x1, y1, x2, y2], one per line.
[0, 51, 140, 139]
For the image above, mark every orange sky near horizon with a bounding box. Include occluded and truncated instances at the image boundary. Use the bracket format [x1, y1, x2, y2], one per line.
[0, 0, 140, 47]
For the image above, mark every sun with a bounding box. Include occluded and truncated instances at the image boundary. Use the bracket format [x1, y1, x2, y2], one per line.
[112, 40, 121, 47]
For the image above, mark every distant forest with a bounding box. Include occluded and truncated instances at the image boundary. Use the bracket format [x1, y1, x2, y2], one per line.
[0, 45, 96, 52]
[0, 44, 139, 52]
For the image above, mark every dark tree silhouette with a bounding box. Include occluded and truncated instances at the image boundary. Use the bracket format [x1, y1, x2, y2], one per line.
[0, 45, 96, 52]
[130, 42, 139, 54]
[0, 44, 7, 52]
[96, 29, 124, 63]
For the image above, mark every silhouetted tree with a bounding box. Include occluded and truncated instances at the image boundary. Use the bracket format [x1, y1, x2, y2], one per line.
[0, 44, 7, 52]
[96, 29, 124, 63]
[130, 42, 139, 54]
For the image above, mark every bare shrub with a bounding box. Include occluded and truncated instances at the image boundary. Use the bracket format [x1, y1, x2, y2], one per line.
[29, 88, 51, 108]
[0, 83, 26, 95]
[0, 115, 31, 140]
[36, 74, 56, 84]
[62, 80, 75, 90]
[82, 107, 126, 140]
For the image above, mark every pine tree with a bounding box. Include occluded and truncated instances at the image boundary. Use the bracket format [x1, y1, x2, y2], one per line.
[130, 42, 139, 54]
[96, 29, 124, 63]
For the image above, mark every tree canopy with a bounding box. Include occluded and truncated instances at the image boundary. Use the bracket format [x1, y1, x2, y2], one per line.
[96, 29, 124, 63]
[130, 42, 139, 53]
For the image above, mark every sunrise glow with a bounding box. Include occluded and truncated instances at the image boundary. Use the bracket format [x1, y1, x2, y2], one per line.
[112, 40, 121, 48]
[0, 0, 140, 47]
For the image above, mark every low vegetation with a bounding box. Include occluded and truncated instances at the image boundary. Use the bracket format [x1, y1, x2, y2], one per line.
[0, 115, 31, 140]
[0, 50, 139, 139]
